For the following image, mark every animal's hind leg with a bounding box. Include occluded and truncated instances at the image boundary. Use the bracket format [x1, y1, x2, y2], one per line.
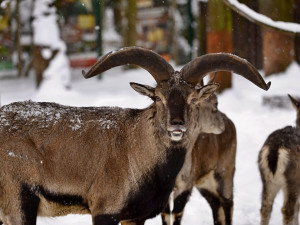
[198, 169, 234, 225]
[292, 201, 299, 225]
[199, 188, 223, 225]
[281, 186, 299, 225]
[260, 180, 280, 225]
[216, 172, 234, 225]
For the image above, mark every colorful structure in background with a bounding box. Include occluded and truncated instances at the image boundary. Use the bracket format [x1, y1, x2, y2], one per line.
[59, 0, 98, 67]
[137, 5, 171, 61]
[0, 0, 173, 72]
[60, 0, 96, 55]
[0, 5, 13, 71]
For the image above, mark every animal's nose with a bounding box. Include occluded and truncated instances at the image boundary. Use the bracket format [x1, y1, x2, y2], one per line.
[170, 118, 185, 126]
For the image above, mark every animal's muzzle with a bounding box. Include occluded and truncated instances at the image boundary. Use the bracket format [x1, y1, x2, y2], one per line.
[168, 125, 187, 141]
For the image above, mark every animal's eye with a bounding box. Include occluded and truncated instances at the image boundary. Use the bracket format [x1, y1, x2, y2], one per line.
[155, 96, 161, 102]
[191, 98, 197, 104]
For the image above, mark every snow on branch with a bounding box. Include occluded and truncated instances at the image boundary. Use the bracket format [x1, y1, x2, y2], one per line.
[223, 0, 300, 34]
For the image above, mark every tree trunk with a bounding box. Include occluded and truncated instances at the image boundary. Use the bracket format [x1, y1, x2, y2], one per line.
[187, 0, 194, 60]
[123, 0, 137, 47]
[232, 0, 262, 69]
[207, 0, 233, 92]
[294, 0, 300, 64]
[197, 1, 207, 56]
[171, 0, 178, 64]
[259, 0, 294, 76]
[16, 0, 23, 77]
[24, 0, 36, 78]
[112, 0, 122, 34]
[94, 0, 104, 57]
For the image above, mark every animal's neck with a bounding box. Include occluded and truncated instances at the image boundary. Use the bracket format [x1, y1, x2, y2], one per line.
[121, 146, 187, 220]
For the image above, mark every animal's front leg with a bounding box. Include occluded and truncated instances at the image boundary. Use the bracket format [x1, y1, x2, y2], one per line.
[161, 190, 191, 225]
[93, 214, 120, 225]
[3, 184, 40, 225]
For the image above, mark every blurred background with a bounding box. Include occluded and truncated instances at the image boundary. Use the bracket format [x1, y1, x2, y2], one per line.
[0, 1, 300, 225]
[0, 0, 299, 93]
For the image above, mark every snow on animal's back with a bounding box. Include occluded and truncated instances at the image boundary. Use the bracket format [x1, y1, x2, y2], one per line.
[0, 101, 140, 135]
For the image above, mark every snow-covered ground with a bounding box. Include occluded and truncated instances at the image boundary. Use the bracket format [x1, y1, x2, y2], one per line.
[0, 61, 299, 225]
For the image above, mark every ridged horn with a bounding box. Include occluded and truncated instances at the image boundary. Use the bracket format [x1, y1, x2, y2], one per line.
[181, 53, 271, 91]
[82, 47, 174, 83]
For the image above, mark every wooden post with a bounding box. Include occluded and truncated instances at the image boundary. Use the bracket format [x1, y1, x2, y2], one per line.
[232, 0, 262, 69]
[123, 0, 137, 47]
[197, 0, 207, 56]
[16, 0, 23, 77]
[207, 0, 233, 92]
[187, 0, 194, 60]
[112, 0, 122, 34]
[259, 0, 294, 76]
[94, 0, 104, 57]
[294, 0, 300, 65]
[171, 0, 178, 64]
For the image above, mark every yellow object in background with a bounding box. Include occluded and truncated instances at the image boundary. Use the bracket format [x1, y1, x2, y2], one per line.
[78, 14, 95, 30]
[0, 15, 9, 31]
[147, 27, 163, 42]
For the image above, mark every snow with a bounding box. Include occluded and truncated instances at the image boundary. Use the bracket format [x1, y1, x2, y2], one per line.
[103, 9, 122, 44]
[32, 0, 71, 88]
[0, 59, 300, 225]
[225, 0, 300, 34]
[0, 0, 10, 9]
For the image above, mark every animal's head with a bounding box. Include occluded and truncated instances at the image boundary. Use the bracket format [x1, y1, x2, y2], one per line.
[83, 47, 270, 142]
[288, 94, 300, 128]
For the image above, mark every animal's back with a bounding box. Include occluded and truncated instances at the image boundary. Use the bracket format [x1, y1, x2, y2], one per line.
[0, 101, 143, 197]
[0, 101, 131, 135]
[259, 126, 300, 178]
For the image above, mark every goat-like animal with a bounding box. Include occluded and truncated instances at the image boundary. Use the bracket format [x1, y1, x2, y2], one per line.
[258, 94, 300, 225]
[160, 94, 236, 225]
[0, 47, 270, 225]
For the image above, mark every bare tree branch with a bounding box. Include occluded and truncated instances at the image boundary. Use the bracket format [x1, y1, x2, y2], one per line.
[223, 0, 300, 34]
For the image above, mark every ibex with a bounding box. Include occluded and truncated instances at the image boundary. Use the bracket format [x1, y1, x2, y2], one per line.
[258, 94, 300, 225]
[0, 47, 270, 225]
[161, 93, 237, 225]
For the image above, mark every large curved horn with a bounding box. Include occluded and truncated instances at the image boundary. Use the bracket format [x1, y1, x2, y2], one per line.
[181, 53, 271, 90]
[82, 47, 174, 83]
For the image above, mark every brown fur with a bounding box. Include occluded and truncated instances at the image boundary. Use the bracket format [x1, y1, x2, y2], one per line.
[0, 80, 223, 225]
[0, 47, 269, 225]
[258, 95, 300, 225]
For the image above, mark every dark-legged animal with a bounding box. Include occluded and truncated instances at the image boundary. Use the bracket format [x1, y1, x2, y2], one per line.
[0, 47, 270, 225]
[258, 94, 300, 225]
[161, 97, 236, 225]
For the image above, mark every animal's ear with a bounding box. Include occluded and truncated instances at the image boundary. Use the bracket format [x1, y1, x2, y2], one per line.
[130, 82, 155, 98]
[197, 84, 219, 101]
[288, 94, 300, 111]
